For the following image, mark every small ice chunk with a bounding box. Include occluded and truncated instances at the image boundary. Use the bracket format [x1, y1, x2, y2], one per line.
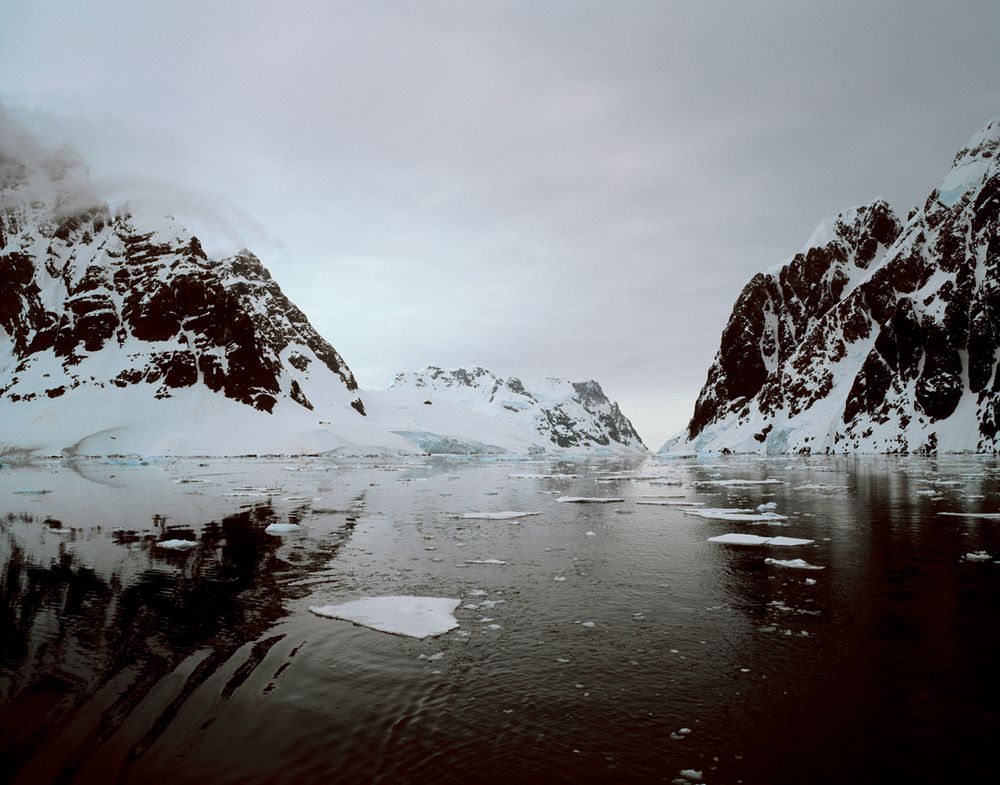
[462, 511, 542, 520]
[557, 496, 625, 503]
[553, 576, 567, 581]
[309, 596, 460, 639]
[585, 531, 597, 537]
[757, 502, 778, 511]
[466, 559, 507, 565]
[508, 473, 579, 479]
[804, 578, 817, 585]
[696, 478, 783, 486]
[636, 500, 705, 507]
[684, 508, 788, 522]
[581, 621, 595, 628]
[265, 523, 302, 534]
[679, 770, 703, 782]
[468, 589, 488, 596]
[964, 551, 993, 561]
[707, 533, 813, 546]
[764, 558, 825, 570]
[156, 539, 198, 550]
[767, 536, 815, 546]
[13, 488, 52, 495]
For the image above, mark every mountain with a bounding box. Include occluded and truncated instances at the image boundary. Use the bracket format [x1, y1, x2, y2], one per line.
[0, 120, 645, 457]
[670, 117, 1000, 454]
[364, 366, 646, 454]
[0, 128, 409, 456]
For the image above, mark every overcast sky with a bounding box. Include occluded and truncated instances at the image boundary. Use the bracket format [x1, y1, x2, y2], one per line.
[1, 1, 998, 447]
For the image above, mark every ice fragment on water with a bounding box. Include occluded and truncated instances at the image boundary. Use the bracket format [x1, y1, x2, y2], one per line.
[309, 596, 460, 639]
[764, 557, 824, 570]
[264, 523, 302, 534]
[156, 539, 198, 550]
[707, 533, 813, 546]
[557, 496, 624, 503]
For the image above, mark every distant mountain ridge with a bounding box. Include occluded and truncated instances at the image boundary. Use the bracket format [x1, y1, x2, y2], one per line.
[670, 117, 1000, 454]
[368, 365, 646, 454]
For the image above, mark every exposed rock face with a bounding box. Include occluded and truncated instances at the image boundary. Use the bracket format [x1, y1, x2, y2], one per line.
[0, 147, 366, 420]
[387, 366, 646, 452]
[676, 117, 1000, 454]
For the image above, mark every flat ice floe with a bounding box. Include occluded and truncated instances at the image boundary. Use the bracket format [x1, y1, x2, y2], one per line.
[309, 596, 461, 639]
[938, 512, 1000, 520]
[265, 523, 302, 534]
[636, 500, 705, 507]
[465, 558, 507, 565]
[694, 479, 783, 487]
[557, 496, 625, 503]
[156, 539, 199, 550]
[963, 551, 993, 561]
[764, 557, 825, 570]
[708, 533, 814, 546]
[683, 508, 788, 522]
[462, 511, 543, 520]
[508, 473, 579, 480]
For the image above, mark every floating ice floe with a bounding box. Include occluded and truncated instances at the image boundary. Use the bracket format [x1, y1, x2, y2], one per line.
[964, 551, 993, 561]
[757, 502, 778, 511]
[508, 473, 579, 480]
[156, 539, 198, 550]
[462, 511, 543, 520]
[678, 769, 703, 782]
[557, 496, 625, 503]
[265, 523, 302, 534]
[13, 488, 52, 495]
[764, 557, 825, 570]
[309, 596, 461, 639]
[649, 479, 683, 486]
[683, 508, 788, 522]
[694, 479, 783, 487]
[708, 533, 813, 546]
[636, 500, 705, 507]
[465, 559, 507, 565]
[938, 512, 1000, 520]
[639, 493, 686, 498]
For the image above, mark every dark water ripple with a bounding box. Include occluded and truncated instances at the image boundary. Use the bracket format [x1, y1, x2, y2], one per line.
[0, 456, 998, 784]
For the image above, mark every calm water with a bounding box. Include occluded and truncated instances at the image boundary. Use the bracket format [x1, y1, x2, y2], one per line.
[1, 455, 998, 785]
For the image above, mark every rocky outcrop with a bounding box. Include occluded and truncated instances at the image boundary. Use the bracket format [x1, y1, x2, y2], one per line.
[675, 117, 1000, 454]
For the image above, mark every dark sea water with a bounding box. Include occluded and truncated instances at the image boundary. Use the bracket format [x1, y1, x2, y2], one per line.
[1, 455, 998, 785]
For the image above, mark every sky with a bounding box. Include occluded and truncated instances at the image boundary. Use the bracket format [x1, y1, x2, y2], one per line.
[1, 1, 998, 448]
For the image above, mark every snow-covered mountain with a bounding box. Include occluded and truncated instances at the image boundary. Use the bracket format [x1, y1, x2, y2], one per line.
[0, 124, 410, 455]
[670, 117, 1000, 454]
[365, 366, 646, 454]
[0, 122, 644, 457]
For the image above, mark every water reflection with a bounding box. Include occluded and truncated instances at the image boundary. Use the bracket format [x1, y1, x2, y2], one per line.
[0, 493, 358, 784]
